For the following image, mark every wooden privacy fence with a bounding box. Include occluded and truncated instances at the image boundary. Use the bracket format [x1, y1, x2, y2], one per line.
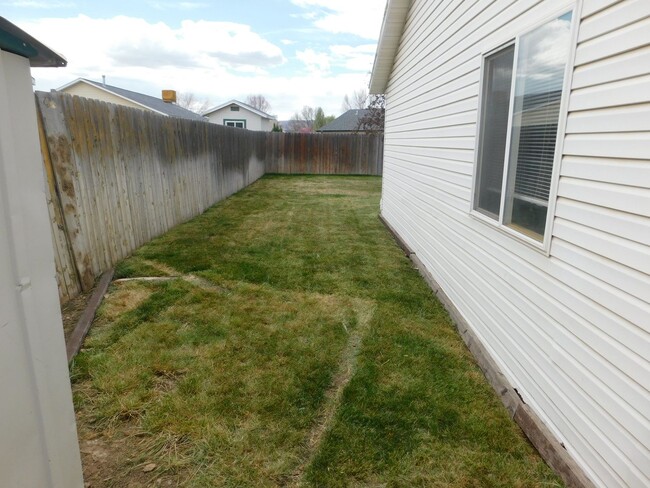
[36, 91, 383, 303]
[37, 91, 266, 302]
[265, 132, 383, 175]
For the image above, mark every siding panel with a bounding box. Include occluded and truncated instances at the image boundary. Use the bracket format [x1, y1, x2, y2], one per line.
[380, 1, 650, 487]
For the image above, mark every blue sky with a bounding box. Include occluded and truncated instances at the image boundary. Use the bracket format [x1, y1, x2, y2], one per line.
[6, 0, 385, 118]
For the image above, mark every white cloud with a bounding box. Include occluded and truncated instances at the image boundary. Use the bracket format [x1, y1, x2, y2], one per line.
[296, 48, 331, 75]
[23, 15, 370, 120]
[329, 44, 376, 71]
[281, 39, 295, 45]
[291, 0, 385, 40]
[296, 44, 375, 76]
[19, 15, 285, 72]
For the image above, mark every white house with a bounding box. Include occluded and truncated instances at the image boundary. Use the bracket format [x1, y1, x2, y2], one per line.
[203, 99, 277, 131]
[371, 1, 649, 488]
[0, 17, 83, 487]
[58, 78, 206, 122]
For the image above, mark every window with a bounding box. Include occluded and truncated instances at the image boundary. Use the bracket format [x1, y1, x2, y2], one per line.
[473, 12, 574, 242]
[224, 119, 246, 129]
[230, 105, 240, 111]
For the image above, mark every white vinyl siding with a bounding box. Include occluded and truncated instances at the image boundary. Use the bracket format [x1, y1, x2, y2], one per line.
[379, 1, 649, 487]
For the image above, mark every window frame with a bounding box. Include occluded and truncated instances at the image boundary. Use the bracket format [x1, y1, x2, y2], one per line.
[224, 119, 246, 129]
[469, 5, 580, 254]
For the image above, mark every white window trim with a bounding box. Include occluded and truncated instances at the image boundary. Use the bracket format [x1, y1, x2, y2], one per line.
[224, 119, 246, 129]
[469, 2, 582, 255]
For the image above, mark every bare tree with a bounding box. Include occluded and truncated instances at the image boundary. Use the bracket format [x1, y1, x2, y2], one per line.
[246, 94, 271, 113]
[176, 92, 211, 114]
[356, 94, 385, 134]
[341, 88, 368, 111]
[288, 105, 316, 132]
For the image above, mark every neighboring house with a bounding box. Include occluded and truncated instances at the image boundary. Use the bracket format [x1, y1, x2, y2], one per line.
[318, 109, 370, 133]
[58, 78, 206, 121]
[202, 100, 277, 131]
[0, 17, 83, 487]
[371, 2, 648, 488]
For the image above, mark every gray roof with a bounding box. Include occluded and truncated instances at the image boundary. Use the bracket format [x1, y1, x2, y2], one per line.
[318, 109, 370, 132]
[80, 79, 206, 121]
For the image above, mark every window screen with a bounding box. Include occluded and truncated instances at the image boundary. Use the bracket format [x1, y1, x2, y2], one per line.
[473, 12, 573, 242]
[504, 12, 573, 239]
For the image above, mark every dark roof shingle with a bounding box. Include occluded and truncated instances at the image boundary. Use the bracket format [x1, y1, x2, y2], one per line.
[81, 79, 206, 122]
[318, 109, 370, 132]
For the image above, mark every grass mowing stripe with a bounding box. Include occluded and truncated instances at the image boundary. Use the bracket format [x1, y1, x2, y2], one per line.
[72, 176, 563, 487]
[287, 300, 376, 486]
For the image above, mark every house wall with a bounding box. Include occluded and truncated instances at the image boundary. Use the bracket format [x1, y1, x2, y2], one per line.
[0, 51, 83, 487]
[380, 1, 649, 487]
[61, 82, 149, 112]
[205, 105, 273, 131]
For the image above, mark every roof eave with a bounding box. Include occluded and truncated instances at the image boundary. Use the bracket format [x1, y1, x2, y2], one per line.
[369, 0, 411, 94]
[0, 16, 66, 67]
[202, 99, 275, 119]
[57, 78, 170, 117]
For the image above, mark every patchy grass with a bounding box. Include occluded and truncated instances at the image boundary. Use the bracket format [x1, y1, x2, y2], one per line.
[72, 176, 562, 487]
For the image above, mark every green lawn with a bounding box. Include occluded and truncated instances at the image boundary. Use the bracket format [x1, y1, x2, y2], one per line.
[72, 175, 562, 487]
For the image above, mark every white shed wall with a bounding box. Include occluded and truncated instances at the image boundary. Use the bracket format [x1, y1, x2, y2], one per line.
[205, 105, 274, 131]
[379, 1, 649, 487]
[0, 51, 83, 487]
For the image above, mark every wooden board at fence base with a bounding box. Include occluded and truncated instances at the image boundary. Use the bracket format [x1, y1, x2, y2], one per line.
[66, 269, 114, 362]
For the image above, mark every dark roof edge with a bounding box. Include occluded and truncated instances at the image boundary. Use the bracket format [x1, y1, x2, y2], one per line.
[0, 16, 66, 68]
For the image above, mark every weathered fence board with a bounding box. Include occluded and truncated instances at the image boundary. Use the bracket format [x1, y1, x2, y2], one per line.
[37, 91, 267, 301]
[37, 91, 383, 303]
[264, 132, 383, 175]
[37, 108, 81, 301]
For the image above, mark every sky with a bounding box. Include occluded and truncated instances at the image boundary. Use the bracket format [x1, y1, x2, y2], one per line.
[5, 0, 386, 119]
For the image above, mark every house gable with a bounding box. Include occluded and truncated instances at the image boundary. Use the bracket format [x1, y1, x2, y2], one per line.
[203, 100, 276, 131]
[60, 80, 149, 112]
[58, 79, 206, 121]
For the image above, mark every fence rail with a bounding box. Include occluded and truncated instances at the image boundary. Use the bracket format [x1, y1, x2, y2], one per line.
[36, 91, 383, 303]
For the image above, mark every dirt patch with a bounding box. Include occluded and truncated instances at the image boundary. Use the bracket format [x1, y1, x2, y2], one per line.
[61, 286, 96, 342]
[100, 283, 153, 323]
[78, 427, 184, 488]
